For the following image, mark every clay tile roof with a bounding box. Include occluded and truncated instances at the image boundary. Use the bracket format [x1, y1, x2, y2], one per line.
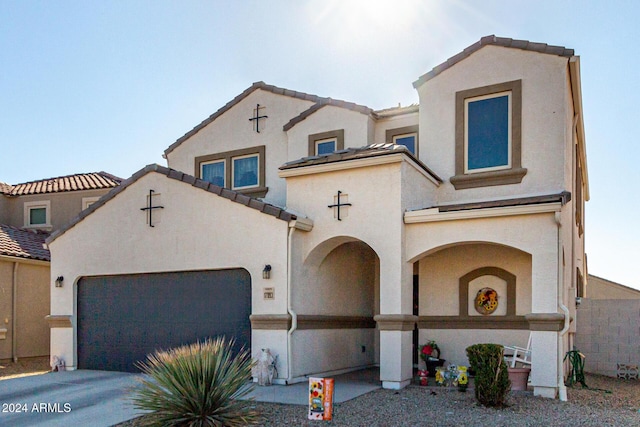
[413, 35, 575, 88]
[165, 81, 374, 155]
[0, 182, 13, 194]
[279, 143, 442, 183]
[7, 172, 122, 196]
[0, 224, 50, 261]
[47, 164, 298, 244]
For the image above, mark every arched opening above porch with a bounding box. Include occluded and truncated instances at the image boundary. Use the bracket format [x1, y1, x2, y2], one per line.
[289, 236, 380, 378]
[412, 241, 533, 368]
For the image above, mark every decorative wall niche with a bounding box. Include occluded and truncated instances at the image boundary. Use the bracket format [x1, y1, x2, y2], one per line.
[459, 267, 516, 317]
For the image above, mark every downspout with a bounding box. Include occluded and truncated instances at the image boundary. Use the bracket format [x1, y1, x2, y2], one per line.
[286, 225, 297, 384]
[12, 262, 18, 363]
[555, 212, 570, 401]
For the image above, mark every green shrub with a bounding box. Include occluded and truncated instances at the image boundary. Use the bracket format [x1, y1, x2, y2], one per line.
[466, 343, 511, 407]
[132, 338, 259, 426]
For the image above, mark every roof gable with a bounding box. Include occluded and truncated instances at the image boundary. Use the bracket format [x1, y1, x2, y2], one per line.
[6, 172, 122, 196]
[47, 164, 297, 244]
[413, 35, 574, 88]
[0, 224, 50, 261]
[283, 99, 375, 132]
[164, 81, 375, 156]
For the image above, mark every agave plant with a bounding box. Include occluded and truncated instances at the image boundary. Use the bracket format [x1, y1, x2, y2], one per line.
[132, 337, 259, 426]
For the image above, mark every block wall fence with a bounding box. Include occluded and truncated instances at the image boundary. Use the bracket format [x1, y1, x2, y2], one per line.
[574, 298, 640, 377]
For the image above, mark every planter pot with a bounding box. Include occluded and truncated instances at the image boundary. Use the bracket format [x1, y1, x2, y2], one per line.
[508, 367, 531, 391]
[425, 358, 445, 378]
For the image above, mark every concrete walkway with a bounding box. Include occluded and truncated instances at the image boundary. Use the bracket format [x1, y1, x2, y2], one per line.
[247, 368, 381, 405]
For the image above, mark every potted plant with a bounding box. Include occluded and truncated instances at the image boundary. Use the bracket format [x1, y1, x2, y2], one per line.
[420, 340, 445, 377]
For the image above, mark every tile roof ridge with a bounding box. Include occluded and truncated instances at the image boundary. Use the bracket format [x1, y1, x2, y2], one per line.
[413, 35, 575, 88]
[12, 171, 120, 187]
[9, 172, 121, 196]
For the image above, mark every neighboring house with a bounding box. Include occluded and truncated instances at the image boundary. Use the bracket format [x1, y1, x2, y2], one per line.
[0, 225, 49, 360]
[48, 35, 589, 399]
[585, 274, 640, 300]
[0, 172, 121, 361]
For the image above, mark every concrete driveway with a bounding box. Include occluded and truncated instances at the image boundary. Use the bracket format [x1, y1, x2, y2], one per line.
[0, 370, 143, 427]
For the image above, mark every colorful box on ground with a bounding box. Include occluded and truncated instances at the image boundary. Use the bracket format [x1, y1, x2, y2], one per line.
[308, 377, 334, 420]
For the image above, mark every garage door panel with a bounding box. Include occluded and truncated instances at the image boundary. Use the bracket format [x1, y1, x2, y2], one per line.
[77, 269, 251, 372]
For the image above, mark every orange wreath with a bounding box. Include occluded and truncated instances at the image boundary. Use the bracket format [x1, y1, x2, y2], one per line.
[475, 287, 499, 315]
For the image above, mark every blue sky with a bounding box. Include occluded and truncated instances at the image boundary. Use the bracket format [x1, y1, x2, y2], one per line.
[1, 1, 638, 289]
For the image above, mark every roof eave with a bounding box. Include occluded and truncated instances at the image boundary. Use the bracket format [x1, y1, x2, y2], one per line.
[47, 164, 298, 245]
[569, 56, 590, 201]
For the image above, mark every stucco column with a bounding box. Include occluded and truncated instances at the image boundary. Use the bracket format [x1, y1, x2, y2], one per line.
[530, 330, 559, 398]
[375, 259, 414, 389]
[529, 229, 563, 397]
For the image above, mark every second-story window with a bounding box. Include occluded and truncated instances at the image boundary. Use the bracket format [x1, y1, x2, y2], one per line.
[464, 91, 511, 173]
[195, 146, 267, 197]
[451, 79, 526, 190]
[386, 125, 418, 156]
[315, 138, 337, 155]
[201, 159, 225, 187]
[24, 200, 51, 229]
[308, 129, 344, 156]
[232, 154, 259, 190]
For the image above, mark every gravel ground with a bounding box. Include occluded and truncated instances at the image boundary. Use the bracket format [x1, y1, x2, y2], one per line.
[0, 357, 50, 380]
[118, 373, 640, 426]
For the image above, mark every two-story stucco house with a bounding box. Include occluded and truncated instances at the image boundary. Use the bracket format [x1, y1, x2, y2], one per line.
[48, 35, 588, 399]
[0, 172, 121, 361]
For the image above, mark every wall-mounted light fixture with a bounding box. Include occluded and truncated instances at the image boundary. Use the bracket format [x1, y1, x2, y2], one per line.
[262, 265, 272, 280]
[575, 297, 582, 307]
[55, 276, 64, 288]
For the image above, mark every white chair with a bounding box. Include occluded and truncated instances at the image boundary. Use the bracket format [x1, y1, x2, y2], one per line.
[504, 333, 532, 368]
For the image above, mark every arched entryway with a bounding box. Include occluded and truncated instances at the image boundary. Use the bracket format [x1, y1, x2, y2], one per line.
[289, 236, 380, 378]
[411, 242, 532, 368]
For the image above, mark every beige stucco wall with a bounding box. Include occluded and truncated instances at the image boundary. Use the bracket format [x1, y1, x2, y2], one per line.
[417, 45, 570, 204]
[49, 171, 289, 369]
[287, 159, 434, 315]
[406, 213, 559, 313]
[419, 243, 532, 317]
[297, 242, 376, 316]
[283, 156, 437, 381]
[287, 240, 378, 378]
[286, 105, 374, 162]
[2, 189, 112, 231]
[166, 89, 315, 207]
[0, 258, 50, 360]
[373, 112, 419, 145]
